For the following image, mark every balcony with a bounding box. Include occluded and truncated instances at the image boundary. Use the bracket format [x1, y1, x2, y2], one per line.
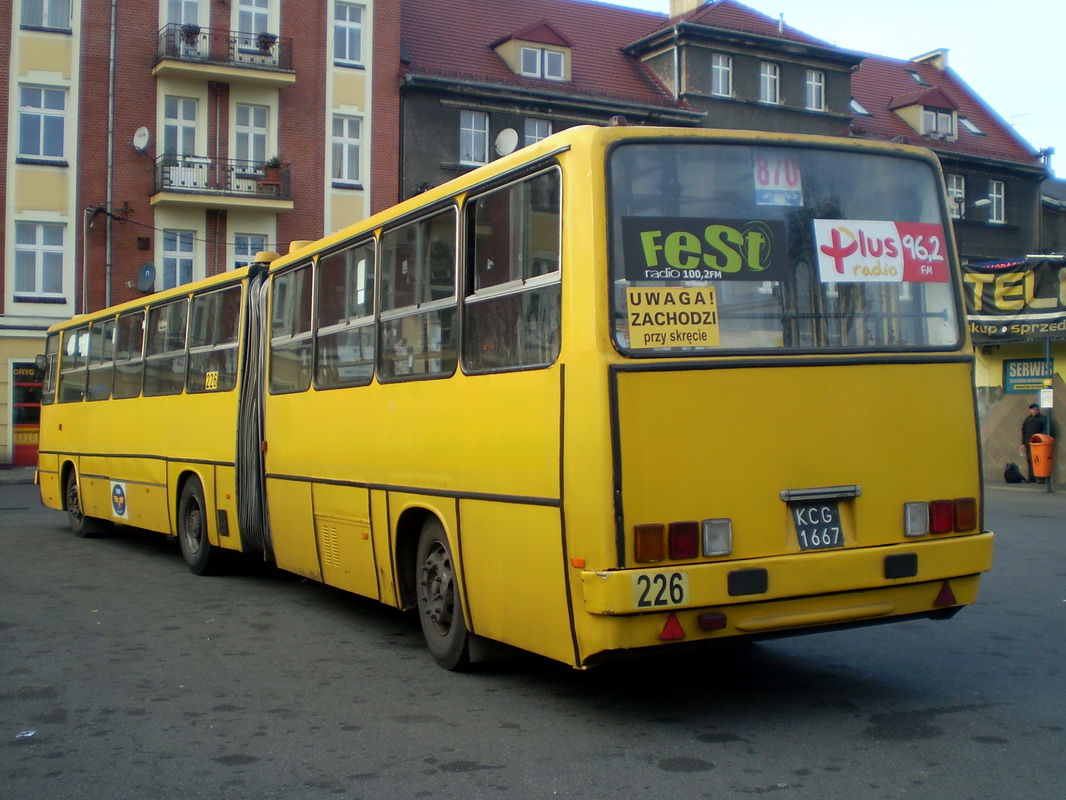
[153, 24, 296, 87]
[151, 155, 294, 211]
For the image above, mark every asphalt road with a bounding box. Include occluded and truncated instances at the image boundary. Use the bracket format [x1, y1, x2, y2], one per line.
[1, 479, 1063, 799]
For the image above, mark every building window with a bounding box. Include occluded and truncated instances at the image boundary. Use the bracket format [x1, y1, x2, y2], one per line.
[19, 86, 66, 161]
[238, 0, 269, 34]
[921, 108, 954, 138]
[850, 98, 872, 116]
[332, 114, 362, 184]
[14, 221, 65, 299]
[524, 118, 552, 146]
[711, 53, 732, 98]
[334, 2, 363, 66]
[805, 69, 825, 111]
[234, 233, 267, 268]
[163, 95, 197, 157]
[21, 0, 71, 29]
[520, 46, 565, 81]
[959, 117, 984, 135]
[989, 180, 1005, 224]
[947, 174, 965, 219]
[235, 104, 268, 169]
[162, 229, 196, 289]
[460, 110, 489, 166]
[759, 62, 780, 104]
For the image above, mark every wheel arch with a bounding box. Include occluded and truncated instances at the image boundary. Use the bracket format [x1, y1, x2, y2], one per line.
[395, 505, 434, 611]
[173, 468, 213, 543]
[60, 458, 78, 494]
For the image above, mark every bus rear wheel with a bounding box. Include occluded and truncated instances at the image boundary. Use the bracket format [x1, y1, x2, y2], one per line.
[64, 469, 109, 538]
[415, 519, 470, 670]
[178, 477, 217, 575]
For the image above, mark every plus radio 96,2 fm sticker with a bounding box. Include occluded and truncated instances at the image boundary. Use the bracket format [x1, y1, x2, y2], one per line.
[813, 219, 950, 283]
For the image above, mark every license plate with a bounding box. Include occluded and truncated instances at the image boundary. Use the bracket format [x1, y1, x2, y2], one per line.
[791, 502, 844, 550]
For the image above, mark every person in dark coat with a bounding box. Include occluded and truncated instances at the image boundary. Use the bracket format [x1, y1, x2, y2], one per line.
[1021, 403, 1049, 482]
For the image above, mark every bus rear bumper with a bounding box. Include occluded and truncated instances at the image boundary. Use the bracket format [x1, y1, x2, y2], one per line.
[572, 534, 992, 664]
[579, 532, 993, 615]
[575, 577, 976, 667]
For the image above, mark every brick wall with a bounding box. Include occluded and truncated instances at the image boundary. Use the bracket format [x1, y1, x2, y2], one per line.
[371, 0, 401, 214]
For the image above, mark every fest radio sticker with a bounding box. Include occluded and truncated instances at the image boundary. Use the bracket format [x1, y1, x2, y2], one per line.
[622, 218, 786, 283]
[626, 286, 720, 349]
[813, 219, 949, 283]
[753, 152, 804, 207]
[110, 481, 129, 520]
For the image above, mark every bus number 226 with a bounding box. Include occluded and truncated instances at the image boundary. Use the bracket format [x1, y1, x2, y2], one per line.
[634, 571, 689, 609]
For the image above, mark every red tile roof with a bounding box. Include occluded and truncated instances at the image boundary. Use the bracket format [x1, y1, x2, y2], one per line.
[401, 0, 1040, 168]
[401, 0, 677, 109]
[851, 55, 1039, 166]
[667, 0, 833, 48]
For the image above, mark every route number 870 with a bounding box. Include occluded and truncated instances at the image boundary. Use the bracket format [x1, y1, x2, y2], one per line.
[633, 571, 689, 609]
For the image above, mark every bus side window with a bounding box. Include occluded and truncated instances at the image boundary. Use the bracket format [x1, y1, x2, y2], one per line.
[463, 168, 561, 373]
[86, 318, 116, 402]
[379, 208, 458, 381]
[187, 284, 242, 393]
[58, 325, 90, 403]
[269, 263, 314, 394]
[40, 333, 59, 405]
[315, 240, 375, 389]
[113, 310, 146, 399]
[144, 300, 189, 397]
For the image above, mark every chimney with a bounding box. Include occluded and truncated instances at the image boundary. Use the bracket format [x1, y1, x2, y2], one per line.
[912, 49, 949, 71]
[669, 0, 703, 18]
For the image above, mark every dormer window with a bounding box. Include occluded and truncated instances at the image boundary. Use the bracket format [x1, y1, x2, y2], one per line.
[922, 108, 955, 138]
[521, 46, 565, 81]
[492, 20, 572, 83]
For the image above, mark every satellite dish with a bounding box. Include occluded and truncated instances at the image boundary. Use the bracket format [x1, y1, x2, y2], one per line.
[132, 127, 150, 153]
[136, 262, 156, 293]
[494, 128, 519, 156]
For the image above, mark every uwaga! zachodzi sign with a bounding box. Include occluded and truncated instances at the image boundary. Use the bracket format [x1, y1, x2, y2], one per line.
[963, 258, 1066, 343]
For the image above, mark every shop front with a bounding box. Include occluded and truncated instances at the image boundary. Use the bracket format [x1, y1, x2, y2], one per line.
[966, 256, 1065, 484]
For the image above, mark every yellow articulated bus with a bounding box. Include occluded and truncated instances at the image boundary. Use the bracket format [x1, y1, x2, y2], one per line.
[37, 125, 993, 670]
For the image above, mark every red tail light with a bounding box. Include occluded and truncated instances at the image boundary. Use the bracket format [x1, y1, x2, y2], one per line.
[929, 499, 954, 533]
[668, 521, 699, 559]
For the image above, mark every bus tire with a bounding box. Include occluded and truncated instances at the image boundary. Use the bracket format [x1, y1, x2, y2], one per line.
[65, 469, 110, 538]
[415, 518, 470, 670]
[178, 476, 216, 575]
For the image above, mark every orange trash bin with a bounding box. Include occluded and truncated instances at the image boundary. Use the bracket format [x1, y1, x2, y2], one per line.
[1029, 433, 1054, 479]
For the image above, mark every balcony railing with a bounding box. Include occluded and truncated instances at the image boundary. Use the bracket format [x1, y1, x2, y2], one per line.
[157, 23, 294, 72]
[154, 155, 292, 200]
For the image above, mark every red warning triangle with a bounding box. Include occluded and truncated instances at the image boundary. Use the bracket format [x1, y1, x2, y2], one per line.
[659, 612, 686, 641]
[933, 581, 957, 607]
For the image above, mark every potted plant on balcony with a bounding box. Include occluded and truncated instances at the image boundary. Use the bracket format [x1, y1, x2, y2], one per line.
[257, 31, 277, 52]
[180, 24, 201, 47]
[261, 156, 282, 180]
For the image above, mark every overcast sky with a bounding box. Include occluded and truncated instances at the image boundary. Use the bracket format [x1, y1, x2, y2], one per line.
[596, 0, 1064, 178]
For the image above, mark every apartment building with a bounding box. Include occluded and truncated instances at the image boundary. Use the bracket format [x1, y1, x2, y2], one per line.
[1, 0, 400, 465]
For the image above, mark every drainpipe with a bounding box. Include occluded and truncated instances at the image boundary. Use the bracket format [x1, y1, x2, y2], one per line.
[81, 207, 91, 315]
[673, 26, 680, 101]
[105, 0, 119, 307]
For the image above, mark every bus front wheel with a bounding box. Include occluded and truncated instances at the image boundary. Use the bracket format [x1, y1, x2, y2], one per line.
[64, 469, 109, 538]
[178, 477, 216, 575]
[415, 519, 470, 670]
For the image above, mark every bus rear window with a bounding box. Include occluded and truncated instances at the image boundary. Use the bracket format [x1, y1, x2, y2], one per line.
[608, 142, 961, 354]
